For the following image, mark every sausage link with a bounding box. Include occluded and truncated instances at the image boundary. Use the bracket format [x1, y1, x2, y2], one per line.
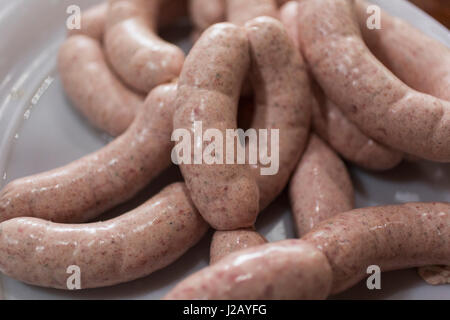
[280, 1, 402, 171]
[165, 239, 332, 300]
[303, 203, 450, 294]
[297, 0, 450, 162]
[105, 0, 185, 93]
[210, 228, 267, 265]
[245, 16, 312, 210]
[0, 183, 209, 289]
[174, 23, 259, 230]
[59, 35, 144, 136]
[356, 0, 450, 102]
[289, 135, 354, 237]
[0, 83, 177, 223]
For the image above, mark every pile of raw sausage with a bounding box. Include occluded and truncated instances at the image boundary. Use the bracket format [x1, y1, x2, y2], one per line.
[0, 0, 448, 299]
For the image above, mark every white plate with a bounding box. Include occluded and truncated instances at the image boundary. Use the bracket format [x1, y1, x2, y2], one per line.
[0, 0, 449, 300]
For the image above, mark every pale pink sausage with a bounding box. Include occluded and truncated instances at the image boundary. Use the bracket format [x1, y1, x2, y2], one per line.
[281, 1, 402, 171]
[0, 183, 209, 289]
[303, 203, 450, 294]
[0, 83, 177, 223]
[164, 239, 332, 300]
[356, 0, 450, 102]
[245, 16, 311, 210]
[227, 0, 278, 26]
[58, 35, 144, 136]
[67, 3, 108, 41]
[297, 0, 450, 162]
[289, 135, 354, 237]
[210, 228, 267, 265]
[173, 23, 259, 231]
[105, 0, 185, 93]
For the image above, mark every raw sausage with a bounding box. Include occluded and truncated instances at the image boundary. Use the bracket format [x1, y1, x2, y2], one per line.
[59, 35, 144, 136]
[0, 183, 209, 289]
[289, 134, 354, 237]
[280, 1, 403, 171]
[105, 0, 185, 93]
[356, 0, 450, 101]
[303, 203, 450, 294]
[0, 83, 177, 223]
[245, 16, 311, 210]
[165, 239, 332, 300]
[297, 0, 450, 162]
[173, 23, 259, 230]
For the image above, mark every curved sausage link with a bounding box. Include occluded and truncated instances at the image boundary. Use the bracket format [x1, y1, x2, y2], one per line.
[297, 0, 450, 162]
[59, 35, 144, 136]
[303, 203, 450, 294]
[210, 228, 267, 265]
[0, 83, 177, 223]
[356, 0, 450, 102]
[0, 183, 209, 289]
[280, 1, 402, 171]
[208, 16, 313, 263]
[165, 240, 332, 300]
[174, 23, 260, 230]
[105, 0, 185, 93]
[289, 134, 354, 237]
[245, 16, 312, 210]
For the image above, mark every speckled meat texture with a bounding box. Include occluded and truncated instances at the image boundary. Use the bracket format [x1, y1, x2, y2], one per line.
[164, 239, 332, 300]
[227, 0, 278, 26]
[59, 35, 144, 136]
[289, 135, 354, 237]
[245, 17, 311, 210]
[105, 0, 185, 93]
[174, 23, 260, 231]
[280, 1, 402, 171]
[356, 0, 450, 102]
[0, 183, 209, 289]
[67, 3, 108, 41]
[0, 83, 177, 223]
[210, 228, 267, 264]
[303, 203, 450, 294]
[297, 0, 450, 162]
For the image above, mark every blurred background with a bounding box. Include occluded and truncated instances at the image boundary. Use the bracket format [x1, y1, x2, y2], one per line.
[409, 0, 450, 28]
